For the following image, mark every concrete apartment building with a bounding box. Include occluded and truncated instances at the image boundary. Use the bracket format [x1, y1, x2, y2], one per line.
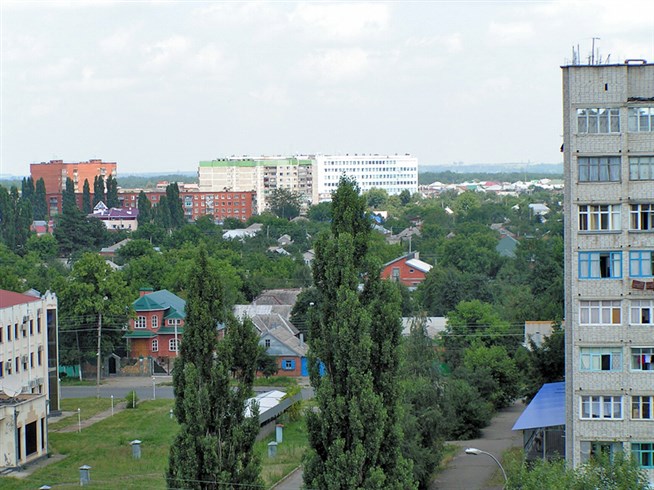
[198, 156, 313, 214]
[0, 290, 60, 470]
[563, 60, 654, 479]
[30, 159, 117, 216]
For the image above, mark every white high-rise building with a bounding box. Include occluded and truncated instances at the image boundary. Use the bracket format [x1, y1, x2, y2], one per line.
[563, 60, 654, 480]
[313, 153, 418, 202]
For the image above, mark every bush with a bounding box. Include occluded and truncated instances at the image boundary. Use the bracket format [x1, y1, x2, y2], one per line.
[441, 379, 493, 440]
[125, 390, 139, 408]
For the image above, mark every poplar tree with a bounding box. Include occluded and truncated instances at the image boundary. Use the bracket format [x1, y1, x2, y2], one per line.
[166, 183, 185, 228]
[137, 191, 152, 225]
[82, 179, 92, 214]
[305, 176, 415, 489]
[106, 175, 119, 208]
[34, 178, 48, 220]
[93, 175, 105, 206]
[167, 245, 262, 490]
[62, 177, 77, 213]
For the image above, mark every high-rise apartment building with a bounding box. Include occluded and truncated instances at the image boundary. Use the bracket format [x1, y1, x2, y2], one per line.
[563, 60, 654, 480]
[198, 156, 313, 214]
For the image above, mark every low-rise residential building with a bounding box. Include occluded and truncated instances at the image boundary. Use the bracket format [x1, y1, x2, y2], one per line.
[0, 289, 59, 470]
[380, 252, 432, 288]
[91, 202, 139, 231]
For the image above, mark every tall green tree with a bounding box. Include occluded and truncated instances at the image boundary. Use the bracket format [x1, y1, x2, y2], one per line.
[93, 175, 105, 206]
[106, 175, 119, 208]
[62, 177, 77, 213]
[137, 190, 152, 225]
[268, 188, 302, 219]
[33, 178, 48, 220]
[166, 183, 185, 228]
[21, 177, 35, 203]
[167, 245, 262, 489]
[82, 179, 92, 214]
[0, 186, 31, 253]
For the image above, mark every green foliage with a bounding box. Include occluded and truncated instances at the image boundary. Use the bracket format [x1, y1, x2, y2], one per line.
[307, 201, 332, 222]
[82, 179, 92, 214]
[418, 170, 562, 185]
[26, 234, 58, 260]
[0, 185, 32, 254]
[125, 390, 140, 409]
[523, 324, 564, 400]
[417, 266, 492, 316]
[268, 187, 302, 219]
[441, 379, 493, 440]
[54, 209, 108, 257]
[167, 244, 262, 490]
[366, 188, 389, 209]
[93, 175, 105, 206]
[137, 190, 152, 225]
[257, 348, 279, 378]
[106, 174, 119, 208]
[33, 177, 48, 220]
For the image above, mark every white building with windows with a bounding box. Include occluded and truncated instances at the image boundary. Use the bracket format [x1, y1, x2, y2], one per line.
[563, 60, 654, 480]
[0, 290, 59, 470]
[313, 153, 418, 202]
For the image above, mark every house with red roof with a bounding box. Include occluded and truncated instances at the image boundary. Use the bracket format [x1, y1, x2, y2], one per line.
[380, 252, 433, 288]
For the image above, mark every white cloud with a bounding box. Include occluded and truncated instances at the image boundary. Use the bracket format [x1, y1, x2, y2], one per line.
[405, 33, 463, 54]
[100, 29, 133, 54]
[61, 66, 137, 92]
[289, 3, 390, 41]
[41, 57, 77, 78]
[2, 34, 47, 62]
[187, 44, 233, 80]
[27, 97, 61, 118]
[142, 35, 191, 72]
[249, 85, 290, 106]
[297, 48, 370, 83]
[488, 21, 534, 45]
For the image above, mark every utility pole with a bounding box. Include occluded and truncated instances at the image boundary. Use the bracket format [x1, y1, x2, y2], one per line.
[96, 311, 102, 399]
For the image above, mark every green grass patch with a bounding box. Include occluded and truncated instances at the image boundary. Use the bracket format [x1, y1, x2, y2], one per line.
[487, 446, 522, 487]
[59, 378, 98, 386]
[49, 398, 114, 431]
[253, 376, 299, 388]
[438, 444, 461, 471]
[1, 398, 307, 489]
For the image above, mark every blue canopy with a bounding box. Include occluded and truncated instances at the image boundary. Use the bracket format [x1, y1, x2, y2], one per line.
[512, 382, 565, 431]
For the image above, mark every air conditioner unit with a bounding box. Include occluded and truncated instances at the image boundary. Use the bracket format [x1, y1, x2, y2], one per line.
[22, 355, 29, 363]
[23, 315, 29, 324]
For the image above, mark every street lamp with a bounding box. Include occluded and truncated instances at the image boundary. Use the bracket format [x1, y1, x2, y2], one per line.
[464, 447, 508, 487]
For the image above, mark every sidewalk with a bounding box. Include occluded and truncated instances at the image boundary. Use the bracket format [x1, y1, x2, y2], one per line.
[56, 401, 128, 433]
[431, 401, 525, 489]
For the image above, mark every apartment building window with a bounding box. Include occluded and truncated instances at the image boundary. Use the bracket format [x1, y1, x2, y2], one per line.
[577, 108, 620, 133]
[0, 326, 2, 343]
[0, 361, 3, 378]
[629, 251, 654, 277]
[630, 204, 654, 231]
[632, 443, 654, 468]
[580, 395, 622, 419]
[632, 396, 654, 419]
[631, 300, 654, 325]
[632, 348, 654, 371]
[630, 157, 654, 180]
[581, 441, 622, 463]
[578, 157, 620, 182]
[580, 347, 622, 371]
[152, 339, 158, 352]
[628, 107, 654, 132]
[151, 315, 158, 328]
[579, 251, 622, 279]
[578, 204, 620, 231]
[37, 347, 42, 366]
[135, 316, 146, 329]
[579, 300, 621, 325]
[169, 339, 179, 352]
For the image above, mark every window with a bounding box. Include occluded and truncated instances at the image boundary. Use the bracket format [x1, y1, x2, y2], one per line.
[282, 359, 296, 371]
[0, 361, 3, 378]
[0, 326, 2, 343]
[629, 251, 654, 277]
[169, 339, 179, 352]
[632, 348, 654, 371]
[30, 353, 34, 368]
[581, 441, 622, 463]
[632, 300, 654, 325]
[151, 315, 158, 328]
[37, 348, 42, 366]
[167, 319, 181, 326]
[579, 300, 621, 325]
[7, 325, 10, 341]
[152, 339, 158, 352]
[628, 107, 654, 132]
[632, 443, 654, 468]
[135, 316, 146, 329]
[264, 339, 271, 348]
[579, 252, 622, 279]
[580, 395, 622, 419]
[15, 357, 20, 373]
[578, 204, 620, 231]
[392, 267, 400, 282]
[580, 347, 622, 371]
[632, 396, 654, 419]
[37, 317, 41, 333]
[578, 157, 621, 182]
[630, 156, 654, 180]
[577, 108, 620, 133]
[630, 204, 654, 231]
[29, 320, 33, 335]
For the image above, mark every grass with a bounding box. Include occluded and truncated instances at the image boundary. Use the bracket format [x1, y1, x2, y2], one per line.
[49, 398, 114, 431]
[0, 398, 307, 489]
[438, 444, 461, 471]
[254, 376, 299, 388]
[487, 446, 523, 487]
[59, 378, 98, 387]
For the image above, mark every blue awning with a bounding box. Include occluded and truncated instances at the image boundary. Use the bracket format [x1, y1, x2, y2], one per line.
[512, 381, 565, 431]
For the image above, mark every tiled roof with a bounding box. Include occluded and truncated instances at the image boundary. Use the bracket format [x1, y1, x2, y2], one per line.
[0, 290, 41, 309]
[132, 290, 186, 319]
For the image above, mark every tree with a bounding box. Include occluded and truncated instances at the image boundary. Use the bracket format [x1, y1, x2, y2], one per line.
[366, 188, 389, 209]
[33, 178, 48, 220]
[330, 176, 370, 263]
[93, 175, 105, 206]
[53, 253, 132, 369]
[82, 179, 92, 214]
[54, 209, 107, 257]
[26, 234, 58, 260]
[167, 245, 262, 489]
[137, 191, 152, 225]
[399, 189, 412, 206]
[106, 174, 119, 208]
[0, 186, 31, 254]
[524, 323, 564, 400]
[268, 188, 302, 219]
[21, 177, 35, 204]
[166, 183, 185, 229]
[62, 177, 77, 213]
[307, 201, 332, 222]
[441, 379, 493, 439]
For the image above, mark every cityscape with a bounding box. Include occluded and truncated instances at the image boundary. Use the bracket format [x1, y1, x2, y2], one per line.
[2, 1, 654, 489]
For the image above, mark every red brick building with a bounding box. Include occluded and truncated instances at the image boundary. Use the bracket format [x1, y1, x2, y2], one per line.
[380, 252, 433, 288]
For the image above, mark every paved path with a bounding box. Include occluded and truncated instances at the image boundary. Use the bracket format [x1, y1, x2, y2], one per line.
[431, 401, 525, 490]
[272, 466, 304, 490]
[56, 401, 128, 433]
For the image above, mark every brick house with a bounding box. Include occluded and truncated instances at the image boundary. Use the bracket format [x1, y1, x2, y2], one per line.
[123, 289, 185, 373]
[380, 252, 432, 288]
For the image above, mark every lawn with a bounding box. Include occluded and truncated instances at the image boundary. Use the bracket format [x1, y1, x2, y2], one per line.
[1, 399, 307, 489]
[49, 398, 114, 431]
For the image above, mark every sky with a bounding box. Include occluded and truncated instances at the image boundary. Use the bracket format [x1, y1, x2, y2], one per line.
[1, 0, 653, 176]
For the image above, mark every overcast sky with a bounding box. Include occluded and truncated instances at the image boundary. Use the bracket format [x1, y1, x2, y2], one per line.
[1, 0, 653, 176]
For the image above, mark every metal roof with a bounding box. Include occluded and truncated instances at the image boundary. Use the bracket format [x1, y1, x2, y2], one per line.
[512, 382, 565, 431]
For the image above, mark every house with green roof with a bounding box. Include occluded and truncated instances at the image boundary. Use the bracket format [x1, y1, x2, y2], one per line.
[124, 289, 186, 373]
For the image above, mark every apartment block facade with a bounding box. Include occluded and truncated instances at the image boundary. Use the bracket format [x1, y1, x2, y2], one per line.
[0, 290, 59, 469]
[563, 61, 654, 479]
